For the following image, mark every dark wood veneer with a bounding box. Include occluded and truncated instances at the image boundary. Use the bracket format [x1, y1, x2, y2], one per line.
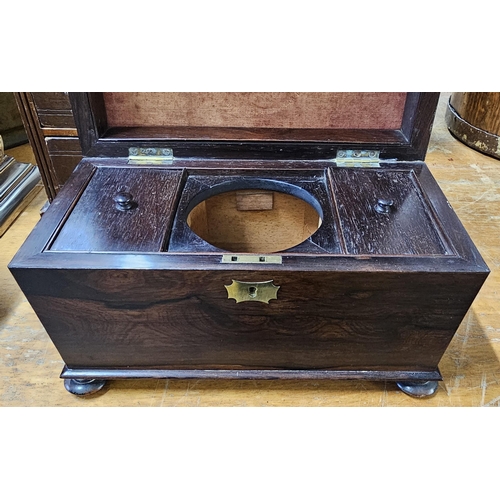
[12, 268, 485, 372]
[61, 367, 442, 381]
[9, 93, 489, 393]
[51, 168, 184, 252]
[329, 168, 449, 255]
[12, 159, 486, 273]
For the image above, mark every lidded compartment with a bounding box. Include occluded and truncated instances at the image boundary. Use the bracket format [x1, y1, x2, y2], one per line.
[50, 167, 184, 252]
[57, 92, 445, 257]
[329, 167, 453, 256]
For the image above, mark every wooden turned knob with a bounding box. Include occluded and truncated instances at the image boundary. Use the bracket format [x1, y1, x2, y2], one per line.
[374, 198, 394, 214]
[114, 191, 136, 211]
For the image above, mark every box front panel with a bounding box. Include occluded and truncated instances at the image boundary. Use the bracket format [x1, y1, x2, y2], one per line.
[15, 268, 484, 373]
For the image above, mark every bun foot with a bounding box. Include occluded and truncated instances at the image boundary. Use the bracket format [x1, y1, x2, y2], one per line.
[396, 380, 439, 398]
[64, 378, 107, 396]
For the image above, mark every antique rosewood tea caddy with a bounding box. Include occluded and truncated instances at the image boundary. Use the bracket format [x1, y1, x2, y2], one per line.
[9, 92, 489, 397]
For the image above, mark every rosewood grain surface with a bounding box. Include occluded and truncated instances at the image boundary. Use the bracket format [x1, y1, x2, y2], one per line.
[11, 268, 486, 373]
[60, 367, 442, 381]
[12, 159, 487, 272]
[103, 126, 409, 144]
[51, 167, 184, 252]
[329, 167, 449, 255]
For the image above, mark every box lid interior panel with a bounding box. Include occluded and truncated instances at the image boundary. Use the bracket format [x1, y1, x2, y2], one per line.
[70, 92, 439, 161]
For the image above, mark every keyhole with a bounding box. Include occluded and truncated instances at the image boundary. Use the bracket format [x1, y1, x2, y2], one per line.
[248, 286, 257, 298]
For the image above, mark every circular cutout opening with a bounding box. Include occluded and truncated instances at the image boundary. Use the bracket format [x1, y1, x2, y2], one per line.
[187, 188, 322, 253]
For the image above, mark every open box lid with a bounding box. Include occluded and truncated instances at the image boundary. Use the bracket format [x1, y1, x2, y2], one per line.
[69, 92, 439, 161]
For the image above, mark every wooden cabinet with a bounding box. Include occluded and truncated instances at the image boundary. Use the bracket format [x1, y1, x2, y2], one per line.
[0, 92, 27, 148]
[14, 93, 82, 200]
[9, 93, 489, 397]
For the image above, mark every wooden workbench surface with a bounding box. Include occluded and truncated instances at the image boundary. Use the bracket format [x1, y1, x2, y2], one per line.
[1, 93, 499, 407]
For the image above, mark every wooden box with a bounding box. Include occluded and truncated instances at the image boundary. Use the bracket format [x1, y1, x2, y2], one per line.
[9, 93, 489, 397]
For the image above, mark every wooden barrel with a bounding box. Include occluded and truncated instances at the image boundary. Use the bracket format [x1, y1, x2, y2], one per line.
[446, 92, 500, 159]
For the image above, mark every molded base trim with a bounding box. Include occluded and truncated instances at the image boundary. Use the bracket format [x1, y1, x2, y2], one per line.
[61, 366, 442, 382]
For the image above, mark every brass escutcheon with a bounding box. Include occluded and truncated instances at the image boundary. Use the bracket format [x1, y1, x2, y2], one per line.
[225, 280, 280, 304]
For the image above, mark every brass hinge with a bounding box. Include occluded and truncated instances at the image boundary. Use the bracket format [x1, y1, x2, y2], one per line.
[335, 150, 380, 167]
[128, 147, 174, 165]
